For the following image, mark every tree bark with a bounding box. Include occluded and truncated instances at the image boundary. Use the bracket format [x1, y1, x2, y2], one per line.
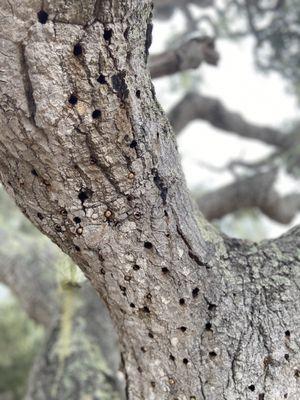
[0, 2, 300, 400]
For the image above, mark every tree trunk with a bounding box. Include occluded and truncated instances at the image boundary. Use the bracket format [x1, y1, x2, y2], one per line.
[0, 1, 300, 399]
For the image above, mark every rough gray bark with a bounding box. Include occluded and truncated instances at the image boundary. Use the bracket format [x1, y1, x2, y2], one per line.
[150, 36, 219, 79]
[196, 170, 300, 224]
[0, 2, 300, 400]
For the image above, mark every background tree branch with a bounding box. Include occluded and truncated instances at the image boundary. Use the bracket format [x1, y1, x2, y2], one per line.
[150, 36, 219, 79]
[196, 169, 300, 224]
[168, 91, 293, 148]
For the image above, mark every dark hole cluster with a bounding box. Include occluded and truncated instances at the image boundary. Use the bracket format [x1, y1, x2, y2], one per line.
[73, 43, 83, 56]
[68, 94, 78, 105]
[103, 28, 113, 42]
[248, 385, 255, 392]
[73, 216, 81, 224]
[92, 109, 101, 119]
[208, 303, 217, 311]
[37, 10, 48, 24]
[37, 212, 44, 220]
[209, 351, 217, 358]
[97, 74, 107, 84]
[130, 140, 138, 148]
[205, 322, 212, 331]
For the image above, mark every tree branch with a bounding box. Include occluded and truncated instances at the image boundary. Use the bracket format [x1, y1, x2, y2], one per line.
[196, 169, 300, 224]
[168, 91, 293, 148]
[153, 0, 214, 20]
[150, 36, 219, 79]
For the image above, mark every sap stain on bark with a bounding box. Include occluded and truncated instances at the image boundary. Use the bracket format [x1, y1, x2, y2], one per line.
[145, 23, 153, 61]
[111, 71, 129, 100]
[151, 168, 168, 204]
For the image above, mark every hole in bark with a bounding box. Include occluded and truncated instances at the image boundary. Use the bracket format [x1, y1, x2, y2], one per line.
[179, 298, 185, 306]
[130, 303, 135, 308]
[183, 358, 189, 364]
[37, 10, 48, 24]
[143, 306, 150, 313]
[124, 27, 129, 39]
[68, 94, 78, 105]
[284, 354, 290, 361]
[92, 109, 101, 119]
[130, 140, 138, 148]
[170, 354, 175, 361]
[31, 169, 38, 176]
[248, 385, 255, 392]
[144, 241, 153, 249]
[258, 395, 265, 400]
[103, 28, 113, 42]
[136, 90, 141, 98]
[73, 217, 81, 224]
[137, 366, 143, 373]
[55, 225, 62, 232]
[148, 332, 154, 338]
[285, 330, 291, 338]
[37, 212, 44, 220]
[162, 267, 169, 274]
[295, 369, 300, 378]
[97, 74, 107, 84]
[74, 245, 81, 252]
[179, 326, 187, 332]
[78, 188, 92, 204]
[141, 346, 146, 352]
[209, 351, 217, 358]
[284, 394, 288, 399]
[127, 195, 134, 201]
[100, 268, 105, 275]
[164, 210, 169, 217]
[205, 322, 212, 331]
[192, 287, 199, 298]
[120, 286, 127, 295]
[208, 303, 217, 311]
[133, 264, 140, 271]
[73, 43, 83, 56]
[124, 275, 131, 282]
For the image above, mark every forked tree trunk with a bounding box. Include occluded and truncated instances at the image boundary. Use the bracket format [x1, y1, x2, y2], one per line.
[0, 1, 300, 399]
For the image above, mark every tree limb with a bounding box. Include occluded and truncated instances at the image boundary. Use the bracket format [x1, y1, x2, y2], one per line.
[196, 169, 300, 223]
[150, 36, 219, 79]
[168, 91, 293, 148]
